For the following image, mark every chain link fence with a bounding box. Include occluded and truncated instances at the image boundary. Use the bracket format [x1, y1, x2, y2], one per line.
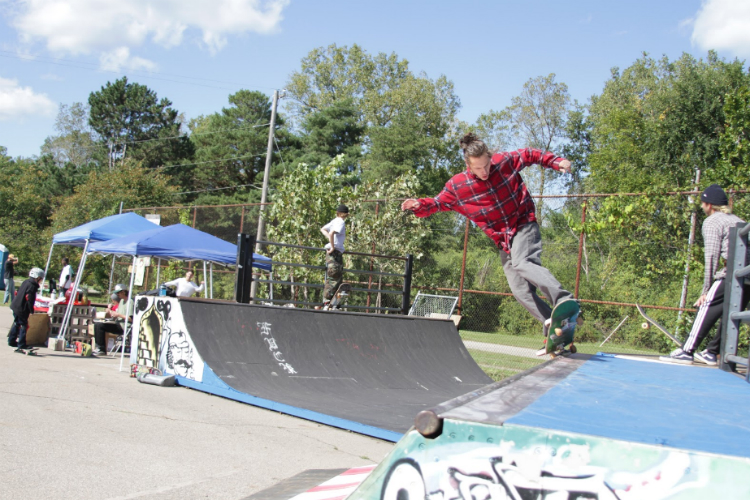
[126, 190, 750, 381]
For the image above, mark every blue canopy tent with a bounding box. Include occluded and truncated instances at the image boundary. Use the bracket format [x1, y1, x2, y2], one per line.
[46, 213, 161, 344]
[87, 224, 271, 270]
[87, 224, 272, 370]
[44, 212, 160, 286]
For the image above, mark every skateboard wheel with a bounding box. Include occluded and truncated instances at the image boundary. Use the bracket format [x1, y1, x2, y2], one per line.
[569, 344, 577, 354]
[554, 328, 563, 337]
[641, 322, 650, 330]
[576, 316, 584, 326]
[550, 352, 557, 358]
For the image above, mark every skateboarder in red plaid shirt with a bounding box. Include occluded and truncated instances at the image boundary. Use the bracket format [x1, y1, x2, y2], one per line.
[402, 133, 575, 340]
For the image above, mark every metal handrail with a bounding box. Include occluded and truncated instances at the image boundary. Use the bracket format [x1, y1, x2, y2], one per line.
[256, 240, 407, 261]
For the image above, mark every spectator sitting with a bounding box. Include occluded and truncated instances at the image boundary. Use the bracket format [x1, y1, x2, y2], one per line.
[93, 284, 133, 355]
[163, 271, 205, 297]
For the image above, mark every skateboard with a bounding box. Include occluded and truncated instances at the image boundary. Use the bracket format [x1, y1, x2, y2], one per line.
[635, 304, 682, 347]
[545, 299, 582, 357]
[14, 347, 39, 356]
[323, 283, 351, 311]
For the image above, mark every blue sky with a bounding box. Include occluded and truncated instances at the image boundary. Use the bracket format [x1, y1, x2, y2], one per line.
[1, 0, 749, 158]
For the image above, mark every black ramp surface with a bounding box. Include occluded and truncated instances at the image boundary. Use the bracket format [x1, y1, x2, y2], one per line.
[179, 299, 492, 434]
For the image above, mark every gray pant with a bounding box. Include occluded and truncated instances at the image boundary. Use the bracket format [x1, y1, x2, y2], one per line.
[499, 222, 573, 323]
[3, 278, 14, 304]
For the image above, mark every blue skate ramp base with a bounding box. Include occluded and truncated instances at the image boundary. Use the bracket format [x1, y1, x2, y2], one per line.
[505, 353, 750, 458]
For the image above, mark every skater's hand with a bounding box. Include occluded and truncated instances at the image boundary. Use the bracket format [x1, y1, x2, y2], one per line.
[326, 247, 334, 255]
[694, 294, 708, 308]
[558, 160, 572, 174]
[401, 199, 420, 211]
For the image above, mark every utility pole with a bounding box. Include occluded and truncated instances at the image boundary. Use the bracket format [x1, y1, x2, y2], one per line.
[251, 89, 281, 300]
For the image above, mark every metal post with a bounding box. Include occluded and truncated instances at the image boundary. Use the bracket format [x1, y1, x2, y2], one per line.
[719, 224, 747, 373]
[676, 169, 701, 334]
[192, 206, 197, 228]
[574, 202, 587, 299]
[251, 89, 280, 299]
[367, 202, 379, 312]
[107, 202, 124, 295]
[58, 240, 90, 342]
[42, 243, 54, 295]
[203, 261, 208, 298]
[239, 206, 245, 234]
[156, 259, 161, 287]
[457, 218, 470, 313]
[401, 254, 414, 315]
[210, 263, 214, 299]
[119, 255, 137, 372]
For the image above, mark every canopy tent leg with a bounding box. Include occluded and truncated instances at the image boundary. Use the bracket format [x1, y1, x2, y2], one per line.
[209, 263, 213, 299]
[120, 255, 138, 372]
[270, 270, 274, 302]
[58, 240, 90, 341]
[156, 259, 161, 288]
[42, 243, 54, 295]
[203, 261, 208, 298]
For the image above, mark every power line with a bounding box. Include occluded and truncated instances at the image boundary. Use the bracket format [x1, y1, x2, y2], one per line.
[156, 152, 265, 170]
[127, 121, 271, 144]
[0, 50, 279, 92]
[175, 183, 262, 196]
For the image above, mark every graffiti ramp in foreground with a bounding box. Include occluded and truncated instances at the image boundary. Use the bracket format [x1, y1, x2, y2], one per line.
[131, 296, 492, 441]
[349, 353, 750, 499]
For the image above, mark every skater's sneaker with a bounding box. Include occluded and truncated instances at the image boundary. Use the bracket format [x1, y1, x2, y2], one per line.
[694, 350, 718, 366]
[95, 348, 107, 356]
[659, 348, 694, 365]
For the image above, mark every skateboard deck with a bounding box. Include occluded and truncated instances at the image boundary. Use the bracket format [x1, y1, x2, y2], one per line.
[635, 304, 682, 347]
[15, 347, 39, 356]
[324, 283, 351, 310]
[546, 299, 581, 355]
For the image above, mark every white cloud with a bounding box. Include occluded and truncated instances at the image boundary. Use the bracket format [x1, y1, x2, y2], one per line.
[692, 0, 750, 57]
[11, 0, 290, 64]
[0, 76, 56, 120]
[99, 47, 157, 72]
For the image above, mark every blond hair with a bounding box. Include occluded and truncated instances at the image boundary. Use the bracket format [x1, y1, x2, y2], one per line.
[712, 205, 732, 214]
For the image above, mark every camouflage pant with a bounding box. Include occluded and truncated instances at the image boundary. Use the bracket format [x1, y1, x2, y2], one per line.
[323, 250, 344, 301]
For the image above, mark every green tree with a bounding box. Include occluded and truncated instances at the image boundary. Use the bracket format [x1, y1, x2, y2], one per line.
[41, 103, 102, 169]
[0, 157, 55, 268]
[286, 44, 462, 192]
[583, 51, 749, 283]
[714, 83, 750, 190]
[293, 97, 364, 178]
[505, 74, 572, 220]
[189, 90, 295, 201]
[88, 77, 193, 171]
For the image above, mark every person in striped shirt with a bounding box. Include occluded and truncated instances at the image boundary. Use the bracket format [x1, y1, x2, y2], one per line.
[661, 184, 750, 365]
[401, 133, 575, 342]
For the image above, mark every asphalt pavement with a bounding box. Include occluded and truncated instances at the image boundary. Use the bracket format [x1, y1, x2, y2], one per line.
[0, 306, 392, 500]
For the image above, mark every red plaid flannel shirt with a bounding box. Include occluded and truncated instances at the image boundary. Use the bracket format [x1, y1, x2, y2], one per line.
[413, 148, 564, 253]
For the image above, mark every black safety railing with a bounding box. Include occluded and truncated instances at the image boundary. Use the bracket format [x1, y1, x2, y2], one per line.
[242, 236, 413, 314]
[720, 222, 750, 380]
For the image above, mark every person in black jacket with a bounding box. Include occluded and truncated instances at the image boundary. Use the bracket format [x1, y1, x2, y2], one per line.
[9, 267, 44, 350]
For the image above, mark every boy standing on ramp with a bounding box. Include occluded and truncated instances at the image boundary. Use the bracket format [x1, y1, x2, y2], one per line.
[661, 184, 750, 365]
[319, 204, 349, 309]
[401, 133, 575, 348]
